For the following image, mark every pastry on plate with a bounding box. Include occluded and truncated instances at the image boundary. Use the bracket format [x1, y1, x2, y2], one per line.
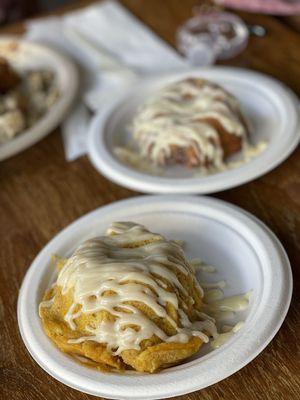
[131, 78, 248, 169]
[0, 57, 59, 144]
[39, 222, 217, 373]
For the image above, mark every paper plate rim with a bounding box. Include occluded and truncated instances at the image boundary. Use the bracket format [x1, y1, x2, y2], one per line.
[0, 36, 78, 161]
[88, 67, 300, 194]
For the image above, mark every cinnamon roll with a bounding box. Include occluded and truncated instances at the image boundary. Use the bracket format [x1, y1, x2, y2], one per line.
[131, 78, 248, 169]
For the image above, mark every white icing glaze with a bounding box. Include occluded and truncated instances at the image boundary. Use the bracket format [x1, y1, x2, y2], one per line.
[201, 280, 227, 289]
[130, 79, 247, 167]
[114, 147, 163, 175]
[39, 297, 54, 313]
[115, 139, 267, 177]
[203, 291, 252, 325]
[191, 258, 216, 273]
[205, 292, 251, 312]
[204, 288, 224, 303]
[114, 80, 268, 176]
[40, 222, 252, 358]
[211, 321, 245, 349]
[55, 222, 208, 354]
[204, 291, 252, 313]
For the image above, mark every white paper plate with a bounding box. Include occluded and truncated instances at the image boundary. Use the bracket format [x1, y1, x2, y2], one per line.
[88, 67, 300, 194]
[0, 37, 78, 161]
[18, 195, 292, 400]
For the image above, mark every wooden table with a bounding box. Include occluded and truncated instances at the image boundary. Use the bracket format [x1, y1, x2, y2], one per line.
[1, 1, 300, 399]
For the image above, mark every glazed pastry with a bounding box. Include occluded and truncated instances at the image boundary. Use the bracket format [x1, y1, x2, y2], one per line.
[39, 222, 217, 373]
[131, 78, 248, 168]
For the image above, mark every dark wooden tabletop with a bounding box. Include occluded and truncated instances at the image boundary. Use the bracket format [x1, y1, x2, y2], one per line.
[1, 1, 300, 399]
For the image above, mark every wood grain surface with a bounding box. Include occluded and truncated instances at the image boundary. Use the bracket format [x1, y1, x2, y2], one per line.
[1, 1, 300, 399]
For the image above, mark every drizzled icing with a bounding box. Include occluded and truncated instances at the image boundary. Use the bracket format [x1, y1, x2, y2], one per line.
[40, 222, 252, 356]
[211, 321, 245, 349]
[191, 258, 216, 273]
[114, 79, 267, 175]
[121, 79, 247, 168]
[51, 222, 213, 354]
[115, 140, 267, 177]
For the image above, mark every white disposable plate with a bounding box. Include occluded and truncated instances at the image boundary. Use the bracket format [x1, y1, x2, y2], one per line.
[18, 195, 292, 400]
[0, 37, 78, 161]
[88, 67, 300, 194]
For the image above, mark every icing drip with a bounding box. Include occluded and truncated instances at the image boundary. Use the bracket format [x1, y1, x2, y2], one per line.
[201, 280, 227, 289]
[39, 297, 54, 312]
[191, 258, 216, 273]
[55, 222, 208, 354]
[203, 291, 252, 325]
[204, 291, 252, 314]
[204, 288, 224, 303]
[131, 79, 247, 168]
[115, 141, 267, 177]
[211, 321, 245, 349]
[114, 79, 267, 176]
[40, 222, 252, 357]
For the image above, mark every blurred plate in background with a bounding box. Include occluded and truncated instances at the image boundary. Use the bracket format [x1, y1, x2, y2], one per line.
[0, 37, 78, 161]
[88, 67, 300, 194]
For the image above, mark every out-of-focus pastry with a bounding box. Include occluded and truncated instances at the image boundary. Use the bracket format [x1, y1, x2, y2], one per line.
[114, 77, 268, 176]
[39, 222, 217, 373]
[131, 78, 248, 169]
[0, 57, 59, 144]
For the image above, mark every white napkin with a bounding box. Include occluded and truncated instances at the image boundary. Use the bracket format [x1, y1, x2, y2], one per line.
[25, 0, 187, 161]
